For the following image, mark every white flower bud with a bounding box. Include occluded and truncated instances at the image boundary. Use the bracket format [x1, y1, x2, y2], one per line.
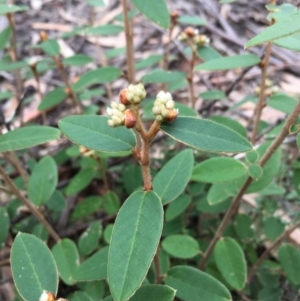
[39, 291, 49, 301]
[133, 95, 141, 104]
[156, 115, 163, 121]
[166, 99, 175, 109]
[152, 106, 161, 115]
[108, 119, 115, 127]
[118, 104, 126, 112]
[127, 91, 134, 101]
[112, 115, 122, 125]
[161, 107, 169, 118]
[106, 107, 113, 116]
[110, 101, 118, 109]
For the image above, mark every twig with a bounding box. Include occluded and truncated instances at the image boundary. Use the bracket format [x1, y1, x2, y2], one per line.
[199, 100, 300, 269]
[251, 42, 272, 143]
[52, 56, 84, 113]
[247, 219, 300, 282]
[187, 40, 197, 109]
[3, 152, 29, 184]
[30, 64, 46, 124]
[0, 166, 60, 242]
[121, 0, 135, 83]
[154, 247, 162, 284]
[6, 13, 23, 98]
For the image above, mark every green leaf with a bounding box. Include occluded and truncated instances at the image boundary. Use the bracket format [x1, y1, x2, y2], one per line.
[46, 190, 66, 212]
[165, 266, 232, 301]
[74, 247, 109, 282]
[0, 27, 12, 51]
[73, 67, 121, 92]
[78, 221, 102, 256]
[69, 291, 94, 301]
[258, 288, 283, 301]
[162, 234, 199, 259]
[196, 54, 260, 71]
[87, 0, 104, 7]
[178, 15, 206, 25]
[278, 244, 300, 285]
[63, 54, 93, 66]
[197, 46, 222, 61]
[141, 70, 186, 84]
[40, 39, 60, 56]
[274, 34, 300, 51]
[165, 194, 192, 221]
[153, 149, 194, 204]
[71, 196, 102, 221]
[214, 237, 247, 290]
[136, 55, 163, 69]
[0, 207, 9, 249]
[108, 191, 163, 301]
[104, 224, 114, 244]
[85, 25, 123, 36]
[245, 11, 300, 48]
[65, 168, 96, 196]
[79, 281, 105, 301]
[209, 115, 247, 138]
[234, 214, 254, 239]
[200, 90, 226, 100]
[267, 93, 298, 114]
[245, 150, 259, 164]
[106, 47, 126, 59]
[11, 233, 58, 301]
[263, 217, 284, 241]
[52, 239, 79, 285]
[103, 191, 120, 214]
[0, 60, 28, 71]
[160, 117, 252, 153]
[131, 0, 170, 29]
[59, 115, 136, 153]
[192, 157, 247, 183]
[248, 163, 263, 180]
[0, 126, 61, 152]
[39, 87, 68, 111]
[129, 285, 176, 301]
[28, 156, 57, 206]
[0, 4, 28, 14]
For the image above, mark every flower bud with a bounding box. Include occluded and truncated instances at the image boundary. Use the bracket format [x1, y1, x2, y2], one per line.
[110, 101, 118, 109]
[156, 115, 163, 122]
[171, 10, 179, 20]
[108, 119, 115, 127]
[118, 103, 126, 112]
[152, 106, 161, 115]
[185, 27, 196, 37]
[165, 109, 178, 122]
[40, 31, 48, 42]
[124, 109, 137, 128]
[119, 89, 130, 105]
[39, 291, 55, 301]
[179, 32, 188, 42]
[166, 99, 175, 109]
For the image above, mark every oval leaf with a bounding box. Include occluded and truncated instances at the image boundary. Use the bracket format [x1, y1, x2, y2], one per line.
[28, 156, 58, 206]
[59, 115, 136, 153]
[11, 233, 58, 301]
[108, 191, 163, 301]
[278, 244, 300, 285]
[0, 126, 61, 152]
[52, 239, 80, 285]
[192, 157, 247, 183]
[142, 70, 186, 84]
[162, 234, 199, 259]
[214, 237, 247, 290]
[160, 117, 252, 153]
[165, 266, 232, 301]
[153, 149, 194, 204]
[129, 285, 175, 301]
[39, 87, 68, 111]
[165, 194, 192, 221]
[196, 54, 260, 71]
[131, 0, 170, 29]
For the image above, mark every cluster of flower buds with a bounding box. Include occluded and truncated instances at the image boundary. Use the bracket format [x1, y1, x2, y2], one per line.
[39, 291, 67, 301]
[254, 78, 279, 97]
[179, 27, 210, 48]
[152, 91, 178, 122]
[107, 101, 137, 128]
[120, 83, 147, 105]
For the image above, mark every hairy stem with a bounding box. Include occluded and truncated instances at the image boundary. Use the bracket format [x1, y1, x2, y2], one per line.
[248, 220, 300, 282]
[121, 0, 135, 83]
[251, 42, 272, 143]
[53, 56, 83, 113]
[0, 166, 60, 242]
[187, 40, 197, 109]
[4, 152, 29, 184]
[199, 100, 300, 269]
[6, 13, 23, 98]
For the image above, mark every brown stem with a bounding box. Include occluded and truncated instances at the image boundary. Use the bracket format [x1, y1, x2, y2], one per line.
[30, 64, 46, 124]
[251, 44, 273, 143]
[0, 165, 60, 242]
[95, 154, 109, 192]
[187, 40, 197, 109]
[6, 13, 23, 98]
[53, 56, 84, 113]
[199, 100, 300, 269]
[248, 219, 300, 282]
[121, 0, 135, 83]
[163, 22, 175, 70]
[4, 152, 29, 184]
